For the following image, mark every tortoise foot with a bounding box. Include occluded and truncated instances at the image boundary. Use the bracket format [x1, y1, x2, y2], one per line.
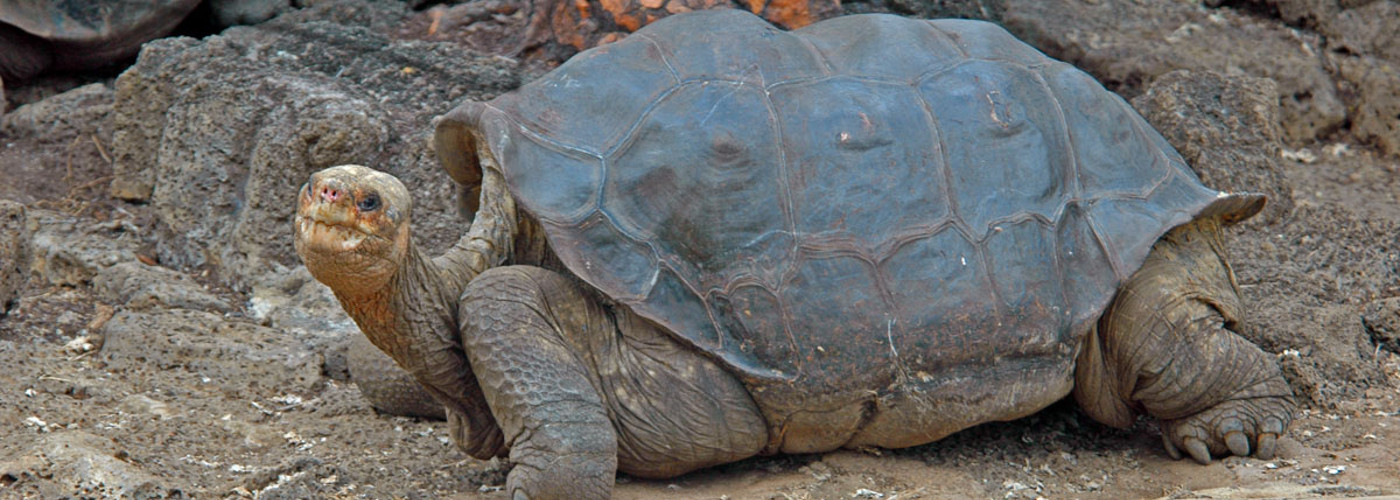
[507, 452, 614, 500]
[1160, 396, 1292, 464]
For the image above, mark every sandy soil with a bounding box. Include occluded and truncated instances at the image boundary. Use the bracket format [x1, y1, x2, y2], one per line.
[2, 2, 1398, 500]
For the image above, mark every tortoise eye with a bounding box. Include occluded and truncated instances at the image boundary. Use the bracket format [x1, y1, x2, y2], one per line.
[357, 193, 381, 212]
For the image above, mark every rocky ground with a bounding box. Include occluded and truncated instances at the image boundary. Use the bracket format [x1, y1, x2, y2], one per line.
[1, 0, 1398, 498]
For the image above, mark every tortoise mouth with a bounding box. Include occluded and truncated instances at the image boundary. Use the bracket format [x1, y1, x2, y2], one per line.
[296, 213, 378, 252]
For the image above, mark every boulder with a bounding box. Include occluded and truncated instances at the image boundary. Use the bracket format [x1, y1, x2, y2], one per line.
[1132, 70, 1294, 224]
[0, 83, 115, 205]
[0, 200, 27, 315]
[1001, 0, 1344, 145]
[1335, 55, 1400, 155]
[93, 261, 233, 312]
[1363, 297, 1400, 354]
[0, 431, 187, 498]
[1272, 0, 1400, 154]
[1228, 0, 1399, 64]
[25, 208, 142, 287]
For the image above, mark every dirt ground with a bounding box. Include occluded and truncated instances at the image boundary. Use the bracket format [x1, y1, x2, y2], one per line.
[2, 1, 1399, 499]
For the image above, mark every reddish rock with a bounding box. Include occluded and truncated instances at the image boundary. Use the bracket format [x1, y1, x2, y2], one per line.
[401, 0, 839, 57]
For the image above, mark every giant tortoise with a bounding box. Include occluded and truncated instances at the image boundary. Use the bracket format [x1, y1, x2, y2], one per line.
[294, 9, 1294, 499]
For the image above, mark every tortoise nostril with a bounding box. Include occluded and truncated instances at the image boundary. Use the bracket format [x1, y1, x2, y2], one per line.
[320, 185, 341, 203]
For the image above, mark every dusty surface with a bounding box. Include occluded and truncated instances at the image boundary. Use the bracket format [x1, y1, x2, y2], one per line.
[1, 0, 1398, 499]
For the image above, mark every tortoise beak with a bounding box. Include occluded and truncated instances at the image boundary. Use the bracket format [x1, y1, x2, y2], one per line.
[296, 175, 371, 252]
[299, 176, 356, 226]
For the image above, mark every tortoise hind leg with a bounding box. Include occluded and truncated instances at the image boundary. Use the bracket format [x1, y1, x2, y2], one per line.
[1073, 218, 1294, 464]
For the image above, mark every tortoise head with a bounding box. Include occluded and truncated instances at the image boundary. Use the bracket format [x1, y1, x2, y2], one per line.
[294, 164, 413, 296]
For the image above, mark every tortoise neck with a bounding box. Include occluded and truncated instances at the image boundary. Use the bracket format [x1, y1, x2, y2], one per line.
[338, 242, 459, 364]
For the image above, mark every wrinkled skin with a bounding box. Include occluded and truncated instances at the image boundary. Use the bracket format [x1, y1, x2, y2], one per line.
[1074, 216, 1293, 463]
[295, 162, 1293, 499]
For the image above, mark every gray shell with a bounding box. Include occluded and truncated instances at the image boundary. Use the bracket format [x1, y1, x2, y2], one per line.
[439, 10, 1263, 398]
[0, 0, 200, 75]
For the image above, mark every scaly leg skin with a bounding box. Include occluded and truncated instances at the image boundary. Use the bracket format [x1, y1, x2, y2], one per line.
[1074, 218, 1294, 464]
[459, 265, 768, 497]
[459, 266, 617, 500]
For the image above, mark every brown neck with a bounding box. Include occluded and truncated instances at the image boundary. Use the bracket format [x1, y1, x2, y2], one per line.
[336, 242, 459, 364]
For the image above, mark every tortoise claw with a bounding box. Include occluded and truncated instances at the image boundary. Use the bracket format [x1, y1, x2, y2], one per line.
[1225, 431, 1251, 457]
[1183, 437, 1212, 465]
[1162, 396, 1292, 464]
[1256, 433, 1278, 460]
[1162, 431, 1182, 460]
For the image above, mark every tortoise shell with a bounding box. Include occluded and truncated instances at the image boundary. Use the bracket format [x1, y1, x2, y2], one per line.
[439, 10, 1262, 398]
[0, 0, 200, 75]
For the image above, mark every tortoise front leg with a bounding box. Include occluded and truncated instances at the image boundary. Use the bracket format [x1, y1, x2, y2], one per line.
[1073, 218, 1294, 464]
[459, 266, 617, 500]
